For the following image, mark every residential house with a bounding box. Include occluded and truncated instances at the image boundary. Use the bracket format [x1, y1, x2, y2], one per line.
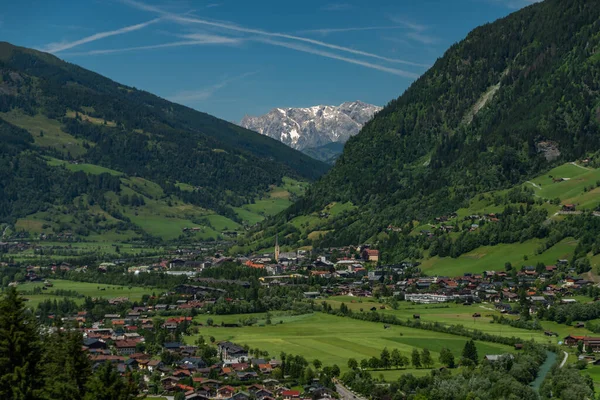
[218, 342, 248, 363]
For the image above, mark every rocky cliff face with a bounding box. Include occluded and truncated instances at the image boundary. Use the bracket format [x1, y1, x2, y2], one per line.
[240, 101, 381, 151]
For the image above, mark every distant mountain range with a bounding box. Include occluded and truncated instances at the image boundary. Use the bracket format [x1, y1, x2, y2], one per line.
[240, 101, 381, 162]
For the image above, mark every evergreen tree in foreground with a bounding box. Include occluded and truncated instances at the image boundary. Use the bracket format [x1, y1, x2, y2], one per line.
[84, 362, 137, 400]
[462, 340, 479, 366]
[39, 329, 92, 400]
[0, 287, 44, 400]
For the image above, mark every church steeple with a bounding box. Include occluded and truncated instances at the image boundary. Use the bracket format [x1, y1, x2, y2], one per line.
[274, 233, 280, 263]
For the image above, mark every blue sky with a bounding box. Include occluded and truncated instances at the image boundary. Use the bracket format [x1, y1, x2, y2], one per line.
[1, 0, 538, 122]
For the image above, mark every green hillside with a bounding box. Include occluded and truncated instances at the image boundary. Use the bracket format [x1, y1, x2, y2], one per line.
[302, 141, 346, 164]
[251, 0, 600, 261]
[0, 42, 326, 242]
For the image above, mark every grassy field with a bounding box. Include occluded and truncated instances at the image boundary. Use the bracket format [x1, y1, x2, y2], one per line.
[1, 110, 88, 157]
[65, 110, 117, 127]
[15, 279, 153, 308]
[189, 312, 516, 379]
[419, 237, 577, 276]
[324, 297, 592, 343]
[525, 163, 600, 204]
[46, 158, 123, 176]
[234, 177, 311, 224]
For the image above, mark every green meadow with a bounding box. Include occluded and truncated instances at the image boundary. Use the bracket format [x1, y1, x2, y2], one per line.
[189, 312, 515, 379]
[324, 296, 591, 343]
[234, 177, 310, 224]
[15, 279, 152, 308]
[1, 110, 89, 157]
[418, 237, 577, 276]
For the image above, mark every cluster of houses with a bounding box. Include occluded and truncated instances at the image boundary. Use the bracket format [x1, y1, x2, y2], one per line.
[82, 327, 332, 400]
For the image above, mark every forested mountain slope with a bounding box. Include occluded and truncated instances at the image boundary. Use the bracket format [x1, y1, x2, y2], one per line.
[0, 42, 327, 241]
[247, 0, 600, 253]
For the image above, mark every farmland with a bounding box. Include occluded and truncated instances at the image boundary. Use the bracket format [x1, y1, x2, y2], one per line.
[324, 296, 593, 341]
[15, 279, 153, 308]
[189, 312, 516, 379]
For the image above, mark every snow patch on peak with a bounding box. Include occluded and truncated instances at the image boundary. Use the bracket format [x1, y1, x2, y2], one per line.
[240, 101, 382, 151]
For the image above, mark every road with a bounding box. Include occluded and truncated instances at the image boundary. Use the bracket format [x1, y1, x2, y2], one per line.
[335, 379, 367, 400]
[559, 351, 568, 368]
[526, 181, 542, 190]
[570, 161, 591, 171]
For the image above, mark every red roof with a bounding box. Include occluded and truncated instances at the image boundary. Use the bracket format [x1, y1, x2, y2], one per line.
[282, 390, 300, 397]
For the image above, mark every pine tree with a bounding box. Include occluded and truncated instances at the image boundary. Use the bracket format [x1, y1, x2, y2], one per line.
[462, 340, 479, 365]
[0, 287, 44, 400]
[39, 329, 91, 400]
[84, 362, 135, 400]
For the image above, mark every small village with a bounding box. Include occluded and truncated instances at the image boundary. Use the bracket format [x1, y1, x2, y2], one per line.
[2, 232, 600, 399]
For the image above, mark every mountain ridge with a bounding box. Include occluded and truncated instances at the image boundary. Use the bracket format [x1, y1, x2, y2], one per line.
[0, 41, 326, 241]
[240, 0, 600, 257]
[239, 101, 381, 155]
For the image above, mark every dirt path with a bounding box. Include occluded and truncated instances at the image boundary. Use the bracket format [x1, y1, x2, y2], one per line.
[570, 161, 592, 171]
[526, 181, 542, 190]
[559, 351, 568, 368]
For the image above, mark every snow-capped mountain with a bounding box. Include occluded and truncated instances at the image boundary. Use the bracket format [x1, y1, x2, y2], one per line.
[240, 101, 381, 152]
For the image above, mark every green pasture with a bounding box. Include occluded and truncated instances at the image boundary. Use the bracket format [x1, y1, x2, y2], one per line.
[419, 237, 577, 276]
[1, 110, 88, 157]
[188, 312, 515, 379]
[46, 158, 122, 176]
[15, 279, 152, 308]
[324, 297, 590, 343]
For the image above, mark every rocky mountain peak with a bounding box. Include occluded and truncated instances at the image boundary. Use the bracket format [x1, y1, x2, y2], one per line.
[240, 101, 381, 151]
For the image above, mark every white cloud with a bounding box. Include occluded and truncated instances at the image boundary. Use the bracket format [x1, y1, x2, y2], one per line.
[255, 37, 420, 79]
[43, 19, 160, 53]
[389, 17, 428, 32]
[406, 32, 438, 45]
[125, 0, 428, 69]
[297, 26, 405, 36]
[63, 35, 241, 56]
[170, 71, 259, 102]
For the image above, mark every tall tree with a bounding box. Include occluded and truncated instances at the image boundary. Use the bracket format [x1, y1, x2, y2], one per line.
[39, 329, 92, 400]
[380, 347, 391, 369]
[421, 348, 433, 368]
[347, 358, 358, 370]
[0, 287, 44, 400]
[390, 349, 402, 369]
[439, 347, 455, 368]
[462, 340, 479, 365]
[84, 362, 135, 400]
[411, 349, 421, 369]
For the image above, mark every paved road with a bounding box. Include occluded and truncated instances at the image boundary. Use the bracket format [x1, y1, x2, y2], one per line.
[335, 380, 367, 400]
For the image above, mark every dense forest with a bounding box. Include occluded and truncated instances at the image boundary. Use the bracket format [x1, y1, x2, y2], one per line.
[257, 0, 600, 251]
[0, 41, 327, 227]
